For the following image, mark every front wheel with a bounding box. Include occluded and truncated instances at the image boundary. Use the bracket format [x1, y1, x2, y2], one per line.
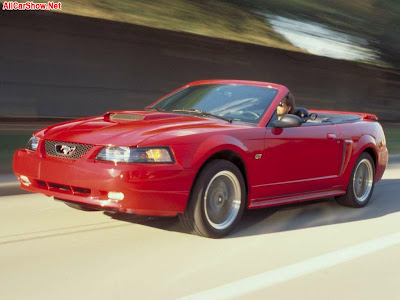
[179, 159, 246, 238]
[336, 152, 375, 208]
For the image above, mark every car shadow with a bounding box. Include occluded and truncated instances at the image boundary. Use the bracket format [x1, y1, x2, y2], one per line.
[104, 212, 185, 234]
[104, 178, 400, 238]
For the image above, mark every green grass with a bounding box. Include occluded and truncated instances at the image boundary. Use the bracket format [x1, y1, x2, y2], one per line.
[383, 125, 400, 155]
[0, 133, 32, 174]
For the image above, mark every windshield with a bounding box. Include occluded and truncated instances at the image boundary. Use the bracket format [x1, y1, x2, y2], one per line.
[151, 84, 279, 124]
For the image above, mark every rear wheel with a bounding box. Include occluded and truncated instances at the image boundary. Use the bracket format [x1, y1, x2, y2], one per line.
[336, 152, 375, 208]
[179, 159, 246, 238]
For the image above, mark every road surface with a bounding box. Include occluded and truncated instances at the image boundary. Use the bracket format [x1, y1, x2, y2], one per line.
[0, 165, 399, 299]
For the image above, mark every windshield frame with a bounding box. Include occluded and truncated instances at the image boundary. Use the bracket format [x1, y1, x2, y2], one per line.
[147, 82, 282, 126]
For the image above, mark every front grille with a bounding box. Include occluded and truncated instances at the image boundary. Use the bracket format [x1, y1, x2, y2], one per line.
[36, 180, 91, 195]
[45, 140, 93, 160]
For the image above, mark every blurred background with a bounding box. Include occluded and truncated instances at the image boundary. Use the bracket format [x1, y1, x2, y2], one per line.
[1, 0, 399, 174]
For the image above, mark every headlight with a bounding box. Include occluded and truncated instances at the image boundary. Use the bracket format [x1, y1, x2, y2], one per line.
[26, 136, 40, 151]
[95, 146, 174, 163]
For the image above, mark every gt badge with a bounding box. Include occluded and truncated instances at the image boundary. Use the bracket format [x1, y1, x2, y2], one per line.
[55, 144, 76, 156]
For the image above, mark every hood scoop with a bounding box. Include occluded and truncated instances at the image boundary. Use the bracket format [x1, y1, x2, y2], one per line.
[108, 113, 144, 121]
[103, 111, 182, 122]
[108, 113, 144, 122]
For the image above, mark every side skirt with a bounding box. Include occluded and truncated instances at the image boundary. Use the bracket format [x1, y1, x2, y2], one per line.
[248, 189, 346, 209]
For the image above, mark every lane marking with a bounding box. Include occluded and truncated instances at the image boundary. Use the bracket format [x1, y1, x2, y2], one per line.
[180, 231, 400, 300]
[0, 182, 19, 188]
[0, 222, 130, 245]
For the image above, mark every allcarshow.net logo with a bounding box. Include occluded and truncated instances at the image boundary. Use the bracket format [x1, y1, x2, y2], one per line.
[2, 1, 62, 10]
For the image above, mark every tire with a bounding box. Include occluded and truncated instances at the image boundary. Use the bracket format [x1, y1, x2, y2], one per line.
[179, 159, 246, 238]
[336, 152, 375, 208]
[64, 201, 99, 211]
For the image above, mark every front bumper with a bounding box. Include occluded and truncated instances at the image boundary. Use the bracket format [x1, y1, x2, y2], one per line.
[14, 148, 196, 216]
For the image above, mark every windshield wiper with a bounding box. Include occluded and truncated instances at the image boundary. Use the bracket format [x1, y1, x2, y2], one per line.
[172, 109, 232, 123]
[144, 107, 166, 112]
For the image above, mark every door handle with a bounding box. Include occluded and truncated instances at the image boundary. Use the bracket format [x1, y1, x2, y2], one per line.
[327, 133, 337, 139]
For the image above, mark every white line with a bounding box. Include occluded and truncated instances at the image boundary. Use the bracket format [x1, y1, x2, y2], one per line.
[387, 163, 400, 169]
[0, 182, 19, 188]
[180, 231, 400, 300]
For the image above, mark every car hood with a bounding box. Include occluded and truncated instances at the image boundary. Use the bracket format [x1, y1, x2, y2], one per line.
[38, 110, 238, 146]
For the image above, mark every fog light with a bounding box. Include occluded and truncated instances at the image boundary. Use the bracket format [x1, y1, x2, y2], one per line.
[20, 175, 31, 186]
[108, 191, 124, 201]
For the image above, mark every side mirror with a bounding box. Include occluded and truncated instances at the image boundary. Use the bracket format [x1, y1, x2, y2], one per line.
[273, 114, 302, 128]
[309, 113, 318, 120]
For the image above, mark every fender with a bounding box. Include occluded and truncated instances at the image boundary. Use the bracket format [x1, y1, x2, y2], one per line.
[191, 134, 249, 171]
[341, 134, 378, 185]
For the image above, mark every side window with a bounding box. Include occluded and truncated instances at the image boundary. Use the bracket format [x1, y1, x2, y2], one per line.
[266, 111, 278, 128]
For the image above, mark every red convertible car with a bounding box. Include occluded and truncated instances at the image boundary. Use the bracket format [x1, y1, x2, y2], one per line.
[14, 80, 388, 238]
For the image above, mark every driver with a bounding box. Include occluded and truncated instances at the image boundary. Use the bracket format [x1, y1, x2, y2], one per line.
[277, 93, 295, 120]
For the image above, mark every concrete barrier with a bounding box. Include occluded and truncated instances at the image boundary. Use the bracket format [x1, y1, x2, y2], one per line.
[1, 10, 399, 121]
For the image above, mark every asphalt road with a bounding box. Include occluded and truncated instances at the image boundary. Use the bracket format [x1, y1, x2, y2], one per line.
[0, 165, 399, 300]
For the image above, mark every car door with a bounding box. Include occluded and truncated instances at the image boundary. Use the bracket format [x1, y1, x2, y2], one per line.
[253, 122, 343, 200]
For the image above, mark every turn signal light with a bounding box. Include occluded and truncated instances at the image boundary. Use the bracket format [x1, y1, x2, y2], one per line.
[20, 175, 31, 186]
[108, 191, 124, 201]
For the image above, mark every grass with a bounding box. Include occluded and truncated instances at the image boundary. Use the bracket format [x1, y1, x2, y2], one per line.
[0, 122, 48, 174]
[0, 133, 32, 174]
[383, 125, 400, 155]
[56, 0, 303, 53]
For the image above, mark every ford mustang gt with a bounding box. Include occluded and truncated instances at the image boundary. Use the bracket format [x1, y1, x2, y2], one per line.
[14, 80, 388, 238]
